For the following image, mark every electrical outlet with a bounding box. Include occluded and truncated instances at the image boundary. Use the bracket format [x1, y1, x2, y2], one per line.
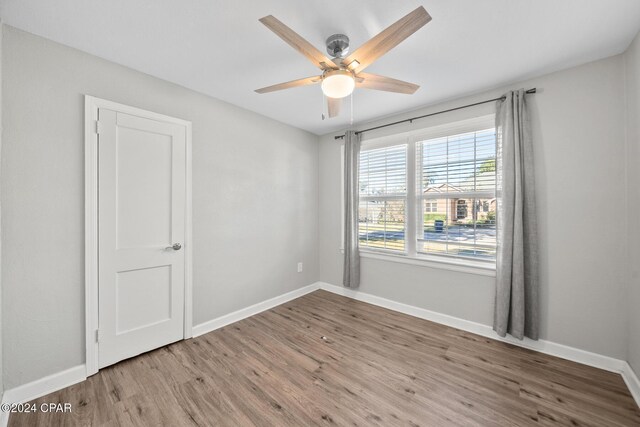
[297, 262, 303, 273]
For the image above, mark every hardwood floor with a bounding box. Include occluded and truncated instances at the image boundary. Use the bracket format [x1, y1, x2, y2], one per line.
[9, 290, 640, 426]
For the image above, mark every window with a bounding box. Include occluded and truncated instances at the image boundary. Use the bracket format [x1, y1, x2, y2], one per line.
[355, 118, 497, 265]
[418, 129, 497, 260]
[358, 145, 407, 252]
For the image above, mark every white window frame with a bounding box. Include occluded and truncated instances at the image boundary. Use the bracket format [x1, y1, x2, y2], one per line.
[344, 115, 497, 276]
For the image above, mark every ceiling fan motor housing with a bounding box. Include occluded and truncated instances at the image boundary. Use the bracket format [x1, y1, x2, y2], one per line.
[326, 34, 350, 58]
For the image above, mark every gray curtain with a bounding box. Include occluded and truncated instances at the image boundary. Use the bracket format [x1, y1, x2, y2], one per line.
[343, 130, 361, 288]
[494, 89, 539, 340]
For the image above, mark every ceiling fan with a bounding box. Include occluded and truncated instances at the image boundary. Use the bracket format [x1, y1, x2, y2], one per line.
[254, 6, 432, 119]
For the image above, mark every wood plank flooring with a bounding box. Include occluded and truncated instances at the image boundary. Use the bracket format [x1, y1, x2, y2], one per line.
[8, 290, 640, 426]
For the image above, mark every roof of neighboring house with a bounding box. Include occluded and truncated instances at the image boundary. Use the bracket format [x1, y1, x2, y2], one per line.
[423, 183, 464, 193]
[424, 170, 496, 194]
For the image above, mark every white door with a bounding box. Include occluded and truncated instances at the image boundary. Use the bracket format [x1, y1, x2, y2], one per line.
[98, 108, 187, 368]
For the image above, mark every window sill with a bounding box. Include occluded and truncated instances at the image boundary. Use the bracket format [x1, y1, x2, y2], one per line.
[341, 248, 496, 277]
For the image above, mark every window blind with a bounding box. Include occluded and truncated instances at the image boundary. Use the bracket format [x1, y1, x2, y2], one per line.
[359, 145, 407, 252]
[359, 145, 407, 197]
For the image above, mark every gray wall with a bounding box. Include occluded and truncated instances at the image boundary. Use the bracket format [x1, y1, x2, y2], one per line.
[1, 26, 319, 389]
[625, 30, 640, 374]
[319, 54, 629, 359]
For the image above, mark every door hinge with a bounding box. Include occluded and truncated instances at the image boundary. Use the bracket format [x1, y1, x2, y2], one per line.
[95, 329, 100, 343]
[95, 120, 103, 135]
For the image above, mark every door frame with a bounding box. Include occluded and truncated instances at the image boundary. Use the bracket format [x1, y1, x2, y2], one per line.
[84, 95, 193, 376]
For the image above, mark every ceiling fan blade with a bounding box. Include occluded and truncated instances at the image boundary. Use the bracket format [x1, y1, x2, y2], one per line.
[356, 73, 419, 94]
[255, 76, 321, 94]
[341, 6, 431, 74]
[327, 97, 341, 118]
[259, 15, 339, 70]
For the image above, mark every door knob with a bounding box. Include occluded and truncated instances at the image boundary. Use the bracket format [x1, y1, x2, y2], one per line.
[166, 243, 182, 251]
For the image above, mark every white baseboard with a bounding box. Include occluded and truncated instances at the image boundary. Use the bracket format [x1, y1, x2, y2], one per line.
[1, 365, 87, 404]
[192, 283, 320, 337]
[0, 364, 87, 427]
[316, 282, 627, 374]
[622, 362, 640, 407]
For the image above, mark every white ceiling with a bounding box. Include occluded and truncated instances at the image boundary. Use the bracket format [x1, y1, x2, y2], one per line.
[2, 0, 640, 135]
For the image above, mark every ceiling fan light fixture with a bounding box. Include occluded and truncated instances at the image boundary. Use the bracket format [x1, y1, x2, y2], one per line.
[321, 69, 355, 99]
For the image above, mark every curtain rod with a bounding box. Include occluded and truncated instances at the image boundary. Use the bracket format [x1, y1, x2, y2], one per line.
[334, 88, 537, 140]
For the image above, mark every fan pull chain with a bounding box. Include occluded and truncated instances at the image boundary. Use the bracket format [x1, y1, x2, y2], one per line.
[350, 93, 354, 125]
